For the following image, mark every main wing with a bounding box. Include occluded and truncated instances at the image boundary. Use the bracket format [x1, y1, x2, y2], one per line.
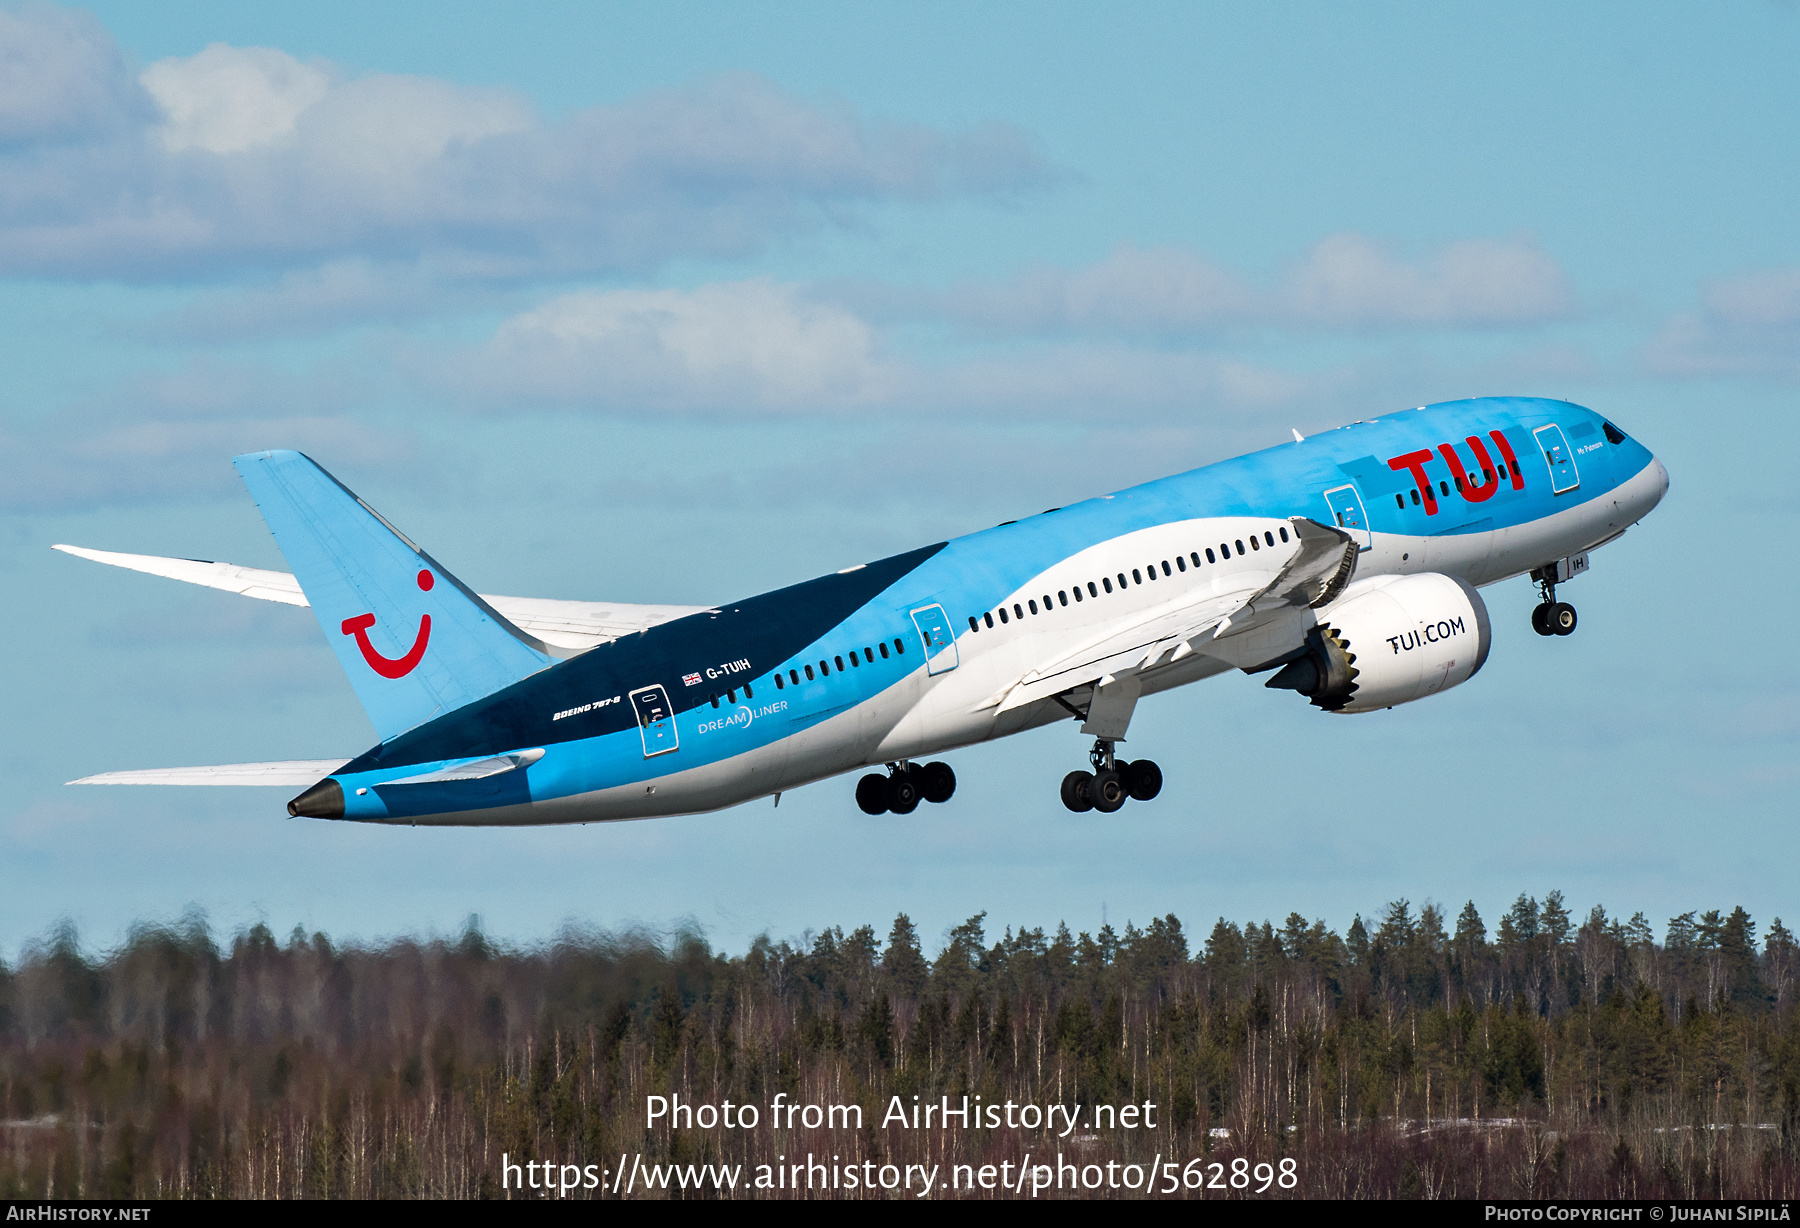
[984, 517, 1359, 714]
[53, 544, 708, 651]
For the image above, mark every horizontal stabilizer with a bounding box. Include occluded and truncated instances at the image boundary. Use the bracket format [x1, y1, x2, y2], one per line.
[383, 748, 543, 786]
[69, 760, 351, 787]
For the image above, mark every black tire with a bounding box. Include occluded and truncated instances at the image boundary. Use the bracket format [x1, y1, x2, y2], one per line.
[1091, 769, 1127, 813]
[886, 773, 921, 815]
[920, 761, 957, 804]
[1060, 770, 1094, 813]
[1551, 602, 1577, 636]
[1531, 603, 1554, 636]
[1125, 758, 1163, 801]
[855, 774, 889, 815]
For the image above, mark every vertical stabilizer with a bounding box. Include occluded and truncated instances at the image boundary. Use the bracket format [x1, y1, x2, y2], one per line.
[234, 451, 553, 740]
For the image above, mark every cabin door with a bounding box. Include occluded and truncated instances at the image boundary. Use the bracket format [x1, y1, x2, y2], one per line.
[1322, 485, 1373, 550]
[629, 684, 679, 757]
[909, 604, 960, 676]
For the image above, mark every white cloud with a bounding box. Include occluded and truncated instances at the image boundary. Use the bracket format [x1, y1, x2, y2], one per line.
[937, 234, 1576, 336]
[1285, 233, 1575, 327]
[460, 279, 895, 410]
[0, 2, 145, 144]
[0, 7, 1056, 280]
[1644, 267, 1800, 378]
[142, 44, 333, 154]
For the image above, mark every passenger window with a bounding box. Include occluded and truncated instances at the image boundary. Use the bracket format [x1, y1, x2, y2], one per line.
[1028, 599, 1038, 615]
[710, 694, 719, 708]
[969, 616, 980, 632]
[1220, 543, 1230, 557]
[1265, 532, 1275, 546]
[727, 688, 736, 703]
[1117, 573, 1128, 589]
[1279, 528, 1289, 542]
[774, 673, 784, 690]
[1132, 568, 1142, 583]
[1162, 561, 1171, 576]
[1499, 463, 1508, 480]
[848, 653, 859, 668]
[832, 655, 841, 671]
[864, 648, 874, 663]
[894, 638, 905, 654]
[790, 668, 800, 684]
[983, 612, 994, 628]
[1205, 548, 1216, 563]
[805, 664, 815, 680]
[1250, 537, 1260, 551]
[878, 643, 889, 659]
[999, 607, 1009, 624]
[1058, 590, 1068, 606]
[1439, 481, 1449, 496]
[820, 660, 830, 676]
[1176, 556, 1186, 572]
[1073, 587, 1083, 601]
[1014, 603, 1024, 619]
[1043, 594, 1052, 609]
[1410, 489, 1420, 506]
[1483, 468, 1493, 482]
[1102, 577, 1113, 593]
[1235, 540, 1245, 555]
[744, 683, 753, 699]
[1087, 582, 1098, 597]
[1396, 494, 1405, 509]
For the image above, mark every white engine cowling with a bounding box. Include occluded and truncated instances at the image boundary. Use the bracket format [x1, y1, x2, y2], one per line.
[1265, 572, 1492, 713]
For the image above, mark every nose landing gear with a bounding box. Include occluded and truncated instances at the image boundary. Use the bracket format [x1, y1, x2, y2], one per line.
[1529, 566, 1577, 637]
[856, 761, 956, 815]
[1061, 739, 1162, 813]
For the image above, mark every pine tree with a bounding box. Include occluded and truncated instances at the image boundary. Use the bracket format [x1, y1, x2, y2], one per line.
[881, 914, 929, 999]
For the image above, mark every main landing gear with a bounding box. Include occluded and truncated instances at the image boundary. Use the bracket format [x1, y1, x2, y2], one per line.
[1528, 566, 1577, 637]
[856, 761, 956, 815]
[1060, 739, 1161, 814]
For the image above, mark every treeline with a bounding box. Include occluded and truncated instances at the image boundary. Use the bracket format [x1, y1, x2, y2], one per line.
[1, 894, 1796, 1199]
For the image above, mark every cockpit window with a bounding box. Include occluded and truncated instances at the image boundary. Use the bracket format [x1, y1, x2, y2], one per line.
[1602, 421, 1627, 445]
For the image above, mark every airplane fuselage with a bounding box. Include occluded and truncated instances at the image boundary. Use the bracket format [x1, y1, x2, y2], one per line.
[308, 396, 1667, 825]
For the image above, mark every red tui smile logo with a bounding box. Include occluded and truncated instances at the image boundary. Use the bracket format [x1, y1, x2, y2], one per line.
[341, 569, 434, 679]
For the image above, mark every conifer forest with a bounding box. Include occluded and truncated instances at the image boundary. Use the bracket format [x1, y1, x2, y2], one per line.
[2, 893, 1796, 1199]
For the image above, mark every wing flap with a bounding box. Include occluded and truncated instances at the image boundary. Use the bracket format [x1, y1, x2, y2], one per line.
[69, 760, 351, 786]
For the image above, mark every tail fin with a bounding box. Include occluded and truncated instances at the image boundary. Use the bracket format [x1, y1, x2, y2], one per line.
[234, 450, 554, 740]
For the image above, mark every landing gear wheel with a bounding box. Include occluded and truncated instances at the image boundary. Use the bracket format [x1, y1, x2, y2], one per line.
[1531, 603, 1555, 636]
[885, 772, 921, 815]
[1124, 759, 1162, 801]
[920, 761, 957, 804]
[855, 774, 890, 815]
[1090, 769, 1128, 813]
[1060, 770, 1095, 813]
[1549, 602, 1577, 636]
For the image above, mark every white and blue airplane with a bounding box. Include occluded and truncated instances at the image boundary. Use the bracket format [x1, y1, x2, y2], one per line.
[62, 396, 1667, 823]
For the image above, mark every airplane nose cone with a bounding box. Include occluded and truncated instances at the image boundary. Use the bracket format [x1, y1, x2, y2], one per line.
[1651, 456, 1670, 506]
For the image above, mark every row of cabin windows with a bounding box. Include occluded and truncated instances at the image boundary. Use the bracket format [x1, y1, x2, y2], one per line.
[709, 683, 756, 708]
[767, 637, 907, 692]
[1395, 462, 1513, 508]
[965, 527, 1293, 634]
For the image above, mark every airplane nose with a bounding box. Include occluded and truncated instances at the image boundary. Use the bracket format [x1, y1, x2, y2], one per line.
[1651, 457, 1670, 505]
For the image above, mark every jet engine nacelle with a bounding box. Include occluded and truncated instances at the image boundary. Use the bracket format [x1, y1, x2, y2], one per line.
[1266, 572, 1492, 713]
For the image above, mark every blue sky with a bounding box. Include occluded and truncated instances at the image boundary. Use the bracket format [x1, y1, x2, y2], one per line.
[3, 1, 1796, 960]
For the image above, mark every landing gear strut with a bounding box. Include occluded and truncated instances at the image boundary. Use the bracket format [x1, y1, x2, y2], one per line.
[1061, 739, 1161, 813]
[1529, 567, 1577, 637]
[856, 761, 956, 815]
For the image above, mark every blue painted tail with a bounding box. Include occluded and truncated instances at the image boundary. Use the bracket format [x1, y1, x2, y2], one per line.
[234, 451, 554, 740]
